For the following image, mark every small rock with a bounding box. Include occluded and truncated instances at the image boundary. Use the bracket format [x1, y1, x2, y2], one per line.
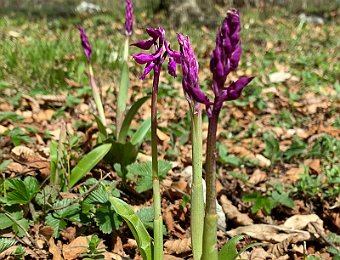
[75, 1, 101, 14]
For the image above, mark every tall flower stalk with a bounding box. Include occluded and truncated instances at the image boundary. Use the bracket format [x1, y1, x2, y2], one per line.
[116, 0, 134, 138]
[77, 26, 107, 127]
[202, 10, 254, 259]
[132, 27, 170, 260]
[166, 34, 211, 259]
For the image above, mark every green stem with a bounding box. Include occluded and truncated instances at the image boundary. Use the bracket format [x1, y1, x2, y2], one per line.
[151, 67, 163, 260]
[116, 37, 130, 138]
[89, 63, 107, 127]
[202, 110, 219, 260]
[190, 108, 204, 260]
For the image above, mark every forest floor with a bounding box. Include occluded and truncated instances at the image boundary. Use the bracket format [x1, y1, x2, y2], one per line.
[0, 5, 339, 260]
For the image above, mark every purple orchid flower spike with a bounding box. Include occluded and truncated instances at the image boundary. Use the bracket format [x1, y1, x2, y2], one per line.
[210, 9, 254, 112]
[77, 25, 92, 61]
[176, 34, 212, 116]
[132, 27, 167, 79]
[125, 0, 133, 36]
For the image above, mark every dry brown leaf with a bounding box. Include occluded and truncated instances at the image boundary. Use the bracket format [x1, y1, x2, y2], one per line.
[6, 161, 25, 173]
[305, 159, 321, 174]
[34, 109, 55, 122]
[226, 224, 311, 243]
[255, 154, 271, 167]
[283, 214, 323, 231]
[112, 235, 124, 256]
[164, 255, 184, 260]
[249, 169, 268, 185]
[164, 238, 191, 254]
[220, 195, 253, 226]
[60, 227, 76, 242]
[248, 248, 273, 260]
[12, 145, 35, 157]
[62, 236, 89, 260]
[284, 167, 305, 183]
[268, 235, 300, 257]
[49, 237, 63, 260]
[164, 207, 175, 234]
[0, 125, 8, 134]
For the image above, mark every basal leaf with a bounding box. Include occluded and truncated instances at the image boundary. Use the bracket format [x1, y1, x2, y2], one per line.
[218, 235, 244, 260]
[118, 96, 150, 143]
[109, 196, 152, 260]
[131, 117, 151, 145]
[69, 143, 112, 188]
[93, 114, 107, 139]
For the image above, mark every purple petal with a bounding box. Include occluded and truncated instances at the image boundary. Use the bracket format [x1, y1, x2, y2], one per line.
[224, 76, 255, 101]
[230, 45, 242, 70]
[140, 62, 156, 80]
[165, 40, 181, 63]
[168, 57, 177, 77]
[146, 28, 161, 39]
[77, 25, 92, 61]
[132, 52, 157, 64]
[131, 39, 155, 50]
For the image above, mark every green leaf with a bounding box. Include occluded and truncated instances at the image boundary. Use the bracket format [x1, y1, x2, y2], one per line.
[49, 140, 58, 185]
[45, 213, 67, 238]
[263, 133, 280, 163]
[104, 141, 139, 167]
[118, 96, 150, 143]
[0, 112, 23, 123]
[109, 196, 152, 260]
[284, 135, 307, 160]
[0, 160, 11, 173]
[69, 143, 112, 188]
[87, 185, 109, 204]
[136, 207, 154, 230]
[6, 177, 39, 205]
[52, 199, 81, 218]
[131, 117, 151, 145]
[116, 62, 130, 128]
[218, 235, 244, 260]
[127, 160, 172, 193]
[94, 205, 122, 234]
[93, 114, 107, 139]
[0, 211, 29, 237]
[0, 238, 16, 254]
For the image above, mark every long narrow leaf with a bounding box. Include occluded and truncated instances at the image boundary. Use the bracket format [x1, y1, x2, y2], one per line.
[93, 114, 108, 139]
[49, 140, 58, 185]
[218, 235, 244, 260]
[109, 196, 152, 260]
[131, 117, 151, 145]
[118, 96, 150, 143]
[69, 143, 112, 188]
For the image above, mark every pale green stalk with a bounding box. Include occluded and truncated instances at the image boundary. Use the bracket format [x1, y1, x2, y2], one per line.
[89, 63, 107, 127]
[151, 67, 163, 260]
[116, 37, 130, 138]
[190, 107, 204, 260]
[202, 111, 219, 260]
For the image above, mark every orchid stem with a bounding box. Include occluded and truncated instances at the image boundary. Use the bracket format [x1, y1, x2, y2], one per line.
[151, 67, 163, 260]
[89, 63, 107, 127]
[190, 107, 204, 260]
[116, 37, 130, 139]
[202, 108, 219, 260]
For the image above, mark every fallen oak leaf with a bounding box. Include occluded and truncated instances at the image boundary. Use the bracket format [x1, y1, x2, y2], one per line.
[220, 195, 253, 226]
[164, 238, 191, 255]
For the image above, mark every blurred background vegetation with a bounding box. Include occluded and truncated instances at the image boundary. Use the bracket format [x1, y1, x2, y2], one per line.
[0, 0, 339, 19]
